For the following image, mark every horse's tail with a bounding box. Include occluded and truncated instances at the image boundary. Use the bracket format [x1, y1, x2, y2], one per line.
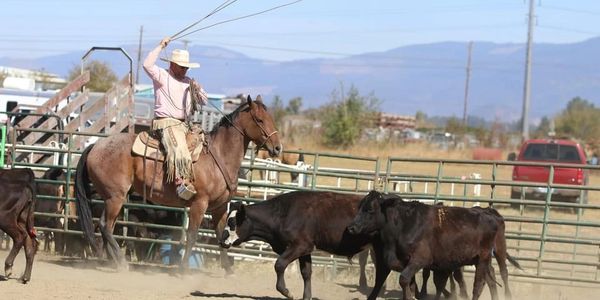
[75, 144, 101, 254]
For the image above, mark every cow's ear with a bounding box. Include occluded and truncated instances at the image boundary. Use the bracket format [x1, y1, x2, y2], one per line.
[236, 204, 246, 224]
[230, 201, 242, 211]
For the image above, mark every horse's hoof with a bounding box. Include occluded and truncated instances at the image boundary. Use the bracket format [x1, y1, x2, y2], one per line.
[20, 277, 30, 284]
[278, 288, 293, 299]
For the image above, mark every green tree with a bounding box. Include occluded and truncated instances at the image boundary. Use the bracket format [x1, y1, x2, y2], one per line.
[0, 72, 7, 87]
[445, 117, 466, 135]
[533, 116, 552, 138]
[321, 85, 380, 148]
[68, 60, 117, 92]
[270, 95, 286, 129]
[286, 97, 302, 114]
[555, 97, 600, 142]
[415, 110, 427, 122]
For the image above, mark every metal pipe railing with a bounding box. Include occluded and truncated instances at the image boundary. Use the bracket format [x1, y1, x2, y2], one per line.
[6, 123, 600, 285]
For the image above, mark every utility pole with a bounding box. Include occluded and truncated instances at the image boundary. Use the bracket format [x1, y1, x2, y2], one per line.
[521, 0, 535, 141]
[463, 41, 473, 127]
[135, 25, 144, 86]
[182, 39, 191, 50]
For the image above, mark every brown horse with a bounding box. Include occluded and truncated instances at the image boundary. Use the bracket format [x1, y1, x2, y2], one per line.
[256, 148, 304, 182]
[75, 96, 281, 268]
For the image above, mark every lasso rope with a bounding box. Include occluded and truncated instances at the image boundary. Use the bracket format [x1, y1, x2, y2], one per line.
[170, 0, 303, 41]
[170, 0, 239, 40]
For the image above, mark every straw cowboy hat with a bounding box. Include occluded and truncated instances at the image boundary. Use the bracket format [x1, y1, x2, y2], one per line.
[160, 49, 200, 68]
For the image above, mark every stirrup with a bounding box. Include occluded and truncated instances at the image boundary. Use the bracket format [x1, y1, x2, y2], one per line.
[177, 183, 197, 200]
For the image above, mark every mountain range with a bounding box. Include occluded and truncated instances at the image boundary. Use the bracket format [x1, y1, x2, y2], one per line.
[2, 37, 600, 123]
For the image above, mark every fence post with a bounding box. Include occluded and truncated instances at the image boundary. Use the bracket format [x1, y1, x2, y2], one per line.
[0, 125, 5, 167]
[311, 153, 319, 190]
[537, 165, 555, 276]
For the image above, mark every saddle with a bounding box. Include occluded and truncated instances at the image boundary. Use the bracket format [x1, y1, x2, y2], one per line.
[131, 125, 206, 162]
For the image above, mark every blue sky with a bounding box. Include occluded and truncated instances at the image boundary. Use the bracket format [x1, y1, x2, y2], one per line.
[1, 0, 600, 61]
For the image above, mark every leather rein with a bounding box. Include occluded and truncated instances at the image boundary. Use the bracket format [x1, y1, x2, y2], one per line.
[208, 103, 278, 195]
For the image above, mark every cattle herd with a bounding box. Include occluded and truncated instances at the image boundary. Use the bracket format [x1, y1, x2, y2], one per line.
[0, 167, 522, 300]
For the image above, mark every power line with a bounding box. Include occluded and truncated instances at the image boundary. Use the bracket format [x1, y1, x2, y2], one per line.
[537, 25, 599, 36]
[271, 3, 524, 17]
[542, 5, 600, 16]
[0, 23, 526, 41]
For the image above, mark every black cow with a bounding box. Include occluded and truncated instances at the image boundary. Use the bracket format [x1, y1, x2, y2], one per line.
[420, 268, 467, 299]
[0, 168, 38, 283]
[220, 191, 380, 300]
[35, 167, 67, 253]
[119, 206, 184, 263]
[348, 191, 519, 300]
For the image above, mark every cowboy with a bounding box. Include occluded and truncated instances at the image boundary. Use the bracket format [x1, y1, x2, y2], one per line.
[143, 37, 208, 200]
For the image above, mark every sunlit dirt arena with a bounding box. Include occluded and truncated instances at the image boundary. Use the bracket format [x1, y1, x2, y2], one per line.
[1, 250, 599, 300]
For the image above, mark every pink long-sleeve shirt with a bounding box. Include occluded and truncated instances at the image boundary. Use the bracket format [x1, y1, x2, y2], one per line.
[143, 45, 207, 120]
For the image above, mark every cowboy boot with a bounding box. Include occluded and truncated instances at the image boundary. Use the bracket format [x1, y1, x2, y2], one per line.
[177, 180, 197, 200]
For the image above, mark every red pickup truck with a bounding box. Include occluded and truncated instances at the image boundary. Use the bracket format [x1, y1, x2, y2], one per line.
[510, 139, 588, 204]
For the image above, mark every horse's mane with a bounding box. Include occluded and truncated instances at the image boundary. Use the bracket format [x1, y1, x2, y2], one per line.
[209, 101, 267, 135]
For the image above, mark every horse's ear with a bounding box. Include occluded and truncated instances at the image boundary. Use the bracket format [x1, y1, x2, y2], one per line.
[256, 95, 262, 102]
[246, 95, 253, 105]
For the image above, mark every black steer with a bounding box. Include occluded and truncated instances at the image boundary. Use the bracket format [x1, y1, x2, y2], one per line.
[348, 191, 518, 300]
[35, 167, 68, 253]
[220, 191, 380, 300]
[0, 168, 38, 283]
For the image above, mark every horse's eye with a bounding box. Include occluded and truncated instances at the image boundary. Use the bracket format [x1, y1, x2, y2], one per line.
[257, 119, 264, 124]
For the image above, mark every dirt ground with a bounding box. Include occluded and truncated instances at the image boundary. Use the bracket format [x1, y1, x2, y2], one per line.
[2, 250, 600, 300]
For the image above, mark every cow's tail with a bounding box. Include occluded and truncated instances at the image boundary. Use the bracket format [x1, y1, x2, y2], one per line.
[25, 171, 38, 243]
[506, 252, 522, 270]
[495, 217, 523, 271]
[75, 144, 100, 255]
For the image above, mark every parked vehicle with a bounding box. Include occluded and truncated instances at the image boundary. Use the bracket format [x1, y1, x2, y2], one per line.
[510, 139, 588, 204]
[428, 131, 455, 150]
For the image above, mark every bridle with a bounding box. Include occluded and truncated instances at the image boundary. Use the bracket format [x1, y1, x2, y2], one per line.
[208, 101, 278, 151]
[249, 108, 278, 151]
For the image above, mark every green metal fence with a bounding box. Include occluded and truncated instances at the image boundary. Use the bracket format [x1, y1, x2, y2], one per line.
[384, 156, 600, 285]
[3, 120, 600, 285]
